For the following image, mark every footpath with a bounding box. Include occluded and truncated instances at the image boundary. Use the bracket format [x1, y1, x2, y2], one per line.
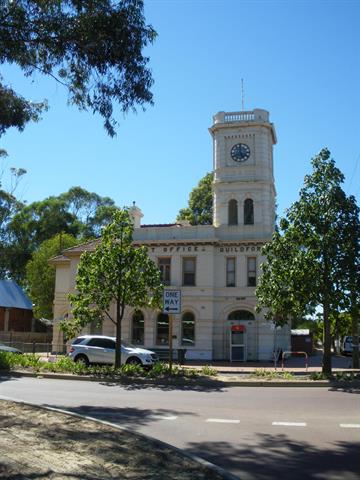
[183, 350, 356, 374]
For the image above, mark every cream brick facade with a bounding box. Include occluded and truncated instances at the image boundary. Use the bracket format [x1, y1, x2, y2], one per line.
[51, 109, 290, 361]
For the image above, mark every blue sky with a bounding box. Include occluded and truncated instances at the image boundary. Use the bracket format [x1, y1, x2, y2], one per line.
[1, 0, 360, 224]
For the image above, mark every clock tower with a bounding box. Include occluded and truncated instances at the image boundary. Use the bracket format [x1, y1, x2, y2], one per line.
[209, 108, 277, 240]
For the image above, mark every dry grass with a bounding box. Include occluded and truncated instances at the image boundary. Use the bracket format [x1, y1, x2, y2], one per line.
[0, 400, 227, 480]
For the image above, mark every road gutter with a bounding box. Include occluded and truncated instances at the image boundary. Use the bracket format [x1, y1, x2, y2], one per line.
[2, 369, 360, 387]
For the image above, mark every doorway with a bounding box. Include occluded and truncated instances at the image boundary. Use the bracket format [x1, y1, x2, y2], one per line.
[230, 325, 246, 362]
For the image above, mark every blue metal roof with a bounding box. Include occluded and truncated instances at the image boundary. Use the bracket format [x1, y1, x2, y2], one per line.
[0, 280, 33, 310]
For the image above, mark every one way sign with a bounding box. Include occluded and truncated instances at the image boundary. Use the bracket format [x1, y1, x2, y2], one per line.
[163, 290, 181, 314]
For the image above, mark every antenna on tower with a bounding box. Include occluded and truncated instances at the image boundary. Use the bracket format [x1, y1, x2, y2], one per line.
[241, 78, 245, 111]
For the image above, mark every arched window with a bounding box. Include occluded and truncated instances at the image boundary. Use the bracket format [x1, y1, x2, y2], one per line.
[182, 312, 195, 346]
[228, 199, 238, 225]
[156, 313, 169, 345]
[244, 199, 254, 225]
[228, 310, 255, 321]
[132, 310, 144, 345]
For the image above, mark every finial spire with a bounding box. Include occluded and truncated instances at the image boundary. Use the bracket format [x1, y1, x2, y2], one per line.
[241, 78, 245, 111]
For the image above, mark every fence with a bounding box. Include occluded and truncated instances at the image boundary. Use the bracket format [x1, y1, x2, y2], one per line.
[0, 332, 52, 344]
[1, 341, 67, 356]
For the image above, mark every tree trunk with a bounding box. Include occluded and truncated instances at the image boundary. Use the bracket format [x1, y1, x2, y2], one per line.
[322, 302, 332, 375]
[115, 298, 122, 369]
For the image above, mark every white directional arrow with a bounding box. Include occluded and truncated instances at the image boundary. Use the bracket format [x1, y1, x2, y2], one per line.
[163, 290, 181, 315]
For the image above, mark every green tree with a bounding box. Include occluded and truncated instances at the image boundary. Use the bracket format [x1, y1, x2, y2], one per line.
[60, 186, 117, 237]
[339, 195, 360, 368]
[0, 81, 47, 137]
[61, 209, 163, 368]
[0, 162, 27, 278]
[3, 187, 118, 283]
[256, 148, 356, 375]
[0, 0, 156, 137]
[6, 196, 79, 283]
[177, 172, 213, 225]
[26, 233, 79, 319]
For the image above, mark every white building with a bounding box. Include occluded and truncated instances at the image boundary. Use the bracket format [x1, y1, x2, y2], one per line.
[51, 108, 290, 361]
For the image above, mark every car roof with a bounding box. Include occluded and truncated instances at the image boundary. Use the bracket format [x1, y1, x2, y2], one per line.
[74, 335, 116, 341]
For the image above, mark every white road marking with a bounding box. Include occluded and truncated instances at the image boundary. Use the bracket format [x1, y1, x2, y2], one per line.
[272, 421, 307, 427]
[206, 418, 240, 424]
[340, 424, 360, 429]
[149, 415, 178, 421]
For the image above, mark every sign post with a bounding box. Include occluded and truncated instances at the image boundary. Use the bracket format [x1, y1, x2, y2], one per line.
[163, 290, 181, 373]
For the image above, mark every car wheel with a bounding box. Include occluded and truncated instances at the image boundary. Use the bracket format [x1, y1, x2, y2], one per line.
[75, 354, 89, 367]
[126, 356, 142, 366]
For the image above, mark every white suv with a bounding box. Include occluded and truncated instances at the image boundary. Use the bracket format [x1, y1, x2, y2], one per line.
[341, 336, 360, 356]
[68, 335, 158, 367]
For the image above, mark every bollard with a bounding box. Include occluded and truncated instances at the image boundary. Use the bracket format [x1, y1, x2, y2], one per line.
[282, 351, 308, 372]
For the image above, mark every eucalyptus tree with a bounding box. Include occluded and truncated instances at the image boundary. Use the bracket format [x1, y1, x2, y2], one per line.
[5, 187, 118, 284]
[0, 0, 156, 137]
[257, 149, 355, 375]
[62, 209, 163, 368]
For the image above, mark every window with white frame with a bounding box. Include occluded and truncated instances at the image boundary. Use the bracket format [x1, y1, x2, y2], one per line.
[181, 312, 195, 346]
[183, 257, 196, 286]
[156, 313, 169, 345]
[226, 257, 236, 287]
[158, 257, 171, 285]
[247, 257, 257, 286]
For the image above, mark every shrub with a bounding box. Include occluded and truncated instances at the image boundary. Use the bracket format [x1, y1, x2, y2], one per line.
[183, 367, 198, 378]
[0, 352, 21, 370]
[253, 368, 269, 378]
[200, 365, 218, 377]
[252, 368, 294, 380]
[118, 363, 144, 377]
[146, 361, 171, 377]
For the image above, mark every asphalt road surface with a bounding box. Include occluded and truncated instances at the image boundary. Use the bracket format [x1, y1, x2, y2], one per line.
[1, 375, 359, 480]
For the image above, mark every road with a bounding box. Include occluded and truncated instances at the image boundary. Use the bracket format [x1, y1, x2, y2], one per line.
[1, 375, 359, 479]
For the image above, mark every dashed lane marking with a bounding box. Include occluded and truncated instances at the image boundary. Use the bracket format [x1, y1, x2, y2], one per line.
[206, 418, 241, 424]
[340, 424, 360, 429]
[272, 422, 307, 427]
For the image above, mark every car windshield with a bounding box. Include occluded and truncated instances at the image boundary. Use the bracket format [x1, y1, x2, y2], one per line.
[121, 341, 136, 348]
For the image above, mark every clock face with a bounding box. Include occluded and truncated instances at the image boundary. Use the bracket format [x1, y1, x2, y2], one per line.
[230, 143, 250, 162]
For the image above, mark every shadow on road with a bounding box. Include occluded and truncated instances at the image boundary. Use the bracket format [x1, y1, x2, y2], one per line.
[328, 384, 360, 395]
[43, 403, 197, 430]
[0, 374, 18, 384]
[98, 377, 228, 392]
[186, 434, 360, 480]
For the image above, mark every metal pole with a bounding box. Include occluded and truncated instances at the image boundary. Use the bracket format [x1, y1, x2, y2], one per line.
[169, 314, 173, 374]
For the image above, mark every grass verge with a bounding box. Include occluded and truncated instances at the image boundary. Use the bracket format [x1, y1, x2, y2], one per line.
[0, 351, 218, 379]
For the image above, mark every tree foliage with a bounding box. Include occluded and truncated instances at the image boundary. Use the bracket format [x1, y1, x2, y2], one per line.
[0, 163, 27, 278]
[0, 0, 157, 136]
[177, 172, 213, 225]
[61, 209, 163, 367]
[1, 185, 118, 284]
[338, 194, 360, 367]
[256, 148, 360, 374]
[0, 82, 47, 137]
[26, 233, 79, 319]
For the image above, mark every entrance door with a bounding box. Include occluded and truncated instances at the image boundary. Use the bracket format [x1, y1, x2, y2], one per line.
[230, 325, 246, 362]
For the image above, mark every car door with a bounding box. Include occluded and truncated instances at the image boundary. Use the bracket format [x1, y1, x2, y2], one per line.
[101, 338, 116, 363]
[86, 338, 115, 364]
